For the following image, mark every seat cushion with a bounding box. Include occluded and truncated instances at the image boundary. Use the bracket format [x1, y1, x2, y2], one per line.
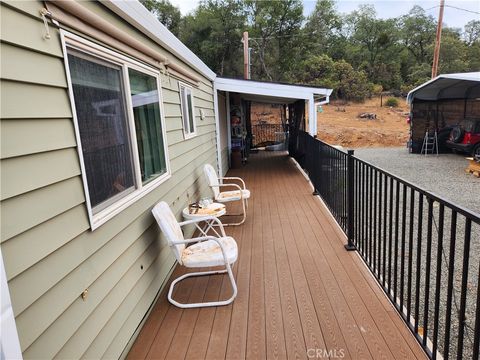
[216, 189, 250, 202]
[181, 236, 238, 267]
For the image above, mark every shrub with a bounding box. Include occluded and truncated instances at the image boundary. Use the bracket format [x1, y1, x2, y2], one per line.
[385, 97, 399, 107]
[372, 84, 383, 96]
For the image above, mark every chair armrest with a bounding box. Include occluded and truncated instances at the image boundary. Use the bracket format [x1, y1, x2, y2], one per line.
[219, 176, 246, 189]
[178, 216, 226, 237]
[212, 183, 244, 200]
[171, 236, 213, 245]
[172, 236, 231, 264]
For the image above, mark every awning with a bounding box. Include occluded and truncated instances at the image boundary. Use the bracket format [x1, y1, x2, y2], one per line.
[407, 72, 480, 103]
[214, 77, 333, 136]
[215, 77, 332, 103]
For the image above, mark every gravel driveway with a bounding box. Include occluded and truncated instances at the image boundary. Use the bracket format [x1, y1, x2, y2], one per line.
[354, 147, 480, 215]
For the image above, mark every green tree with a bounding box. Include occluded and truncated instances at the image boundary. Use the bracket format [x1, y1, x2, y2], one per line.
[299, 54, 335, 85]
[303, 0, 341, 56]
[332, 60, 373, 101]
[400, 6, 436, 64]
[245, 0, 304, 81]
[464, 20, 480, 46]
[140, 0, 182, 36]
[464, 20, 480, 71]
[438, 28, 470, 74]
[180, 0, 246, 76]
[341, 6, 401, 89]
[406, 63, 431, 87]
[139, 0, 477, 92]
[297, 54, 374, 101]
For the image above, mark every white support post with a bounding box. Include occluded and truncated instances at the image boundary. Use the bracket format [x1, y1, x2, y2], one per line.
[213, 83, 223, 176]
[1, 249, 22, 360]
[226, 92, 232, 168]
[308, 94, 317, 136]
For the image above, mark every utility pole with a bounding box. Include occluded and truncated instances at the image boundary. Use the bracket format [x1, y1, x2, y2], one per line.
[431, 0, 445, 78]
[242, 31, 250, 79]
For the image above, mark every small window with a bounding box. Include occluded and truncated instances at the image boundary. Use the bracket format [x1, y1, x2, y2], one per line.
[64, 32, 170, 229]
[179, 83, 196, 138]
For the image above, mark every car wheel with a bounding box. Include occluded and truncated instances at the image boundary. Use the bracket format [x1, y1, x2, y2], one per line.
[473, 144, 480, 157]
[450, 126, 464, 143]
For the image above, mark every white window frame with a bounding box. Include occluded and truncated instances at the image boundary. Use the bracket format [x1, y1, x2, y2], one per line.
[178, 82, 197, 139]
[60, 30, 171, 230]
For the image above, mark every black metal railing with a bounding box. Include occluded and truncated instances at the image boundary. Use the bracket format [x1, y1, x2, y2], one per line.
[293, 131, 480, 360]
[251, 123, 284, 147]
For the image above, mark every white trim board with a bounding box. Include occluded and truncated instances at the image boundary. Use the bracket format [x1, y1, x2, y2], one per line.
[178, 81, 197, 139]
[213, 83, 223, 176]
[215, 77, 332, 100]
[1, 249, 22, 360]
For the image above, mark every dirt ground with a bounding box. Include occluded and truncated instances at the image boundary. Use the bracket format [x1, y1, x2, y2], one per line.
[317, 97, 410, 148]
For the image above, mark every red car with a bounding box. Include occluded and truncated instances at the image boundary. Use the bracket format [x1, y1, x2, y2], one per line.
[446, 118, 480, 157]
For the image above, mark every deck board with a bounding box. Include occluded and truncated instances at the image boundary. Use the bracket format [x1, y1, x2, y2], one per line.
[127, 151, 427, 360]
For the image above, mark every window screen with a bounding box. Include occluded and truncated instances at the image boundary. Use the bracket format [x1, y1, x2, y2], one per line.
[67, 51, 135, 212]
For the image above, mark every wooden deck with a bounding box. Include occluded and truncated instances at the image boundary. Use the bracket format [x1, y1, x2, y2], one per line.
[127, 151, 427, 360]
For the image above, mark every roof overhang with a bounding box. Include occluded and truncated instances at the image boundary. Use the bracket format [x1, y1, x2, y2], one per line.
[407, 72, 480, 103]
[101, 0, 216, 81]
[215, 77, 332, 104]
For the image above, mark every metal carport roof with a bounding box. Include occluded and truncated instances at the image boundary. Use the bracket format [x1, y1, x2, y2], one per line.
[407, 72, 480, 103]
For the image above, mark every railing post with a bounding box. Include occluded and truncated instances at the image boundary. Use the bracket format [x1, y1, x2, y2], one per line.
[345, 149, 356, 251]
[311, 136, 320, 196]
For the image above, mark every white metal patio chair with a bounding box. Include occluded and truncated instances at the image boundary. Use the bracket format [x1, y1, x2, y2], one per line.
[152, 201, 238, 308]
[203, 164, 250, 226]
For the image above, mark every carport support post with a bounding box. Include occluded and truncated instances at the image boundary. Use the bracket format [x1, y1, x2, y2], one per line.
[345, 149, 356, 251]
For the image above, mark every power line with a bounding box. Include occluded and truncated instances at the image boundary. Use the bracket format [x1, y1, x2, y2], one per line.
[249, 32, 312, 41]
[426, 4, 480, 15]
[248, 3, 479, 42]
[445, 4, 480, 15]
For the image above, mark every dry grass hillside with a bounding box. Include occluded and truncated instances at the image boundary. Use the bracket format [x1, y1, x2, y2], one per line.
[317, 97, 410, 148]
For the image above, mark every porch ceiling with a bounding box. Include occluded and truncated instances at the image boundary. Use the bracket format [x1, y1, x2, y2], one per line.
[237, 93, 301, 104]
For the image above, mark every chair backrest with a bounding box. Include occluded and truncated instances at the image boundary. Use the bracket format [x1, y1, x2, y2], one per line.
[151, 201, 185, 264]
[203, 163, 220, 199]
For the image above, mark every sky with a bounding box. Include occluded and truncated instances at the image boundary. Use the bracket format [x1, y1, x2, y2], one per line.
[169, 0, 480, 30]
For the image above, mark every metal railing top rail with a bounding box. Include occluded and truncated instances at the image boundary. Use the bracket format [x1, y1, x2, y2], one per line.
[352, 156, 480, 222]
[299, 131, 480, 222]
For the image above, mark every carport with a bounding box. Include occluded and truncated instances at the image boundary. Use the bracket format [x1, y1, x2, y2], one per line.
[213, 77, 332, 175]
[407, 72, 480, 153]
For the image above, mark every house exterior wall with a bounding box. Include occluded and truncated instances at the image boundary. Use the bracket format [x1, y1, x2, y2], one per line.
[0, 1, 217, 358]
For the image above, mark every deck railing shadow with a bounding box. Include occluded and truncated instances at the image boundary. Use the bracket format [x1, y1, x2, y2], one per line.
[292, 130, 480, 360]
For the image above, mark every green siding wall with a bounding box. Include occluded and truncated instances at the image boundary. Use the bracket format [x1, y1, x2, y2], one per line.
[221, 147, 230, 176]
[0, 1, 218, 358]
